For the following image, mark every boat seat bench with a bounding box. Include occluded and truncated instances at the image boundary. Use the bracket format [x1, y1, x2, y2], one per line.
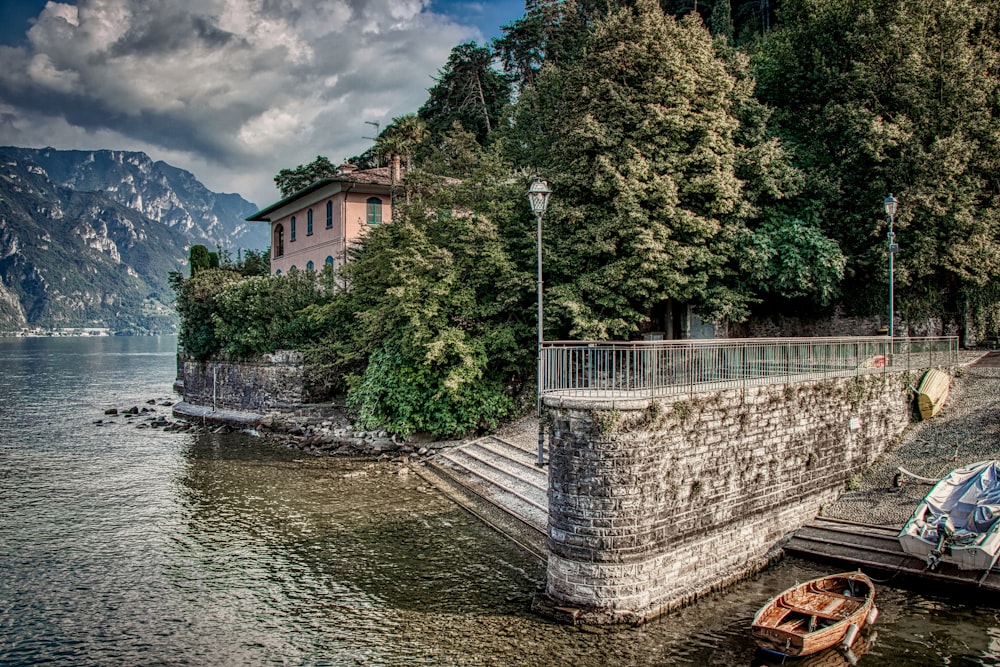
[778, 599, 859, 621]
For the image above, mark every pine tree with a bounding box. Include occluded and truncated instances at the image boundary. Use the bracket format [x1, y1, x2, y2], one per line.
[417, 42, 512, 148]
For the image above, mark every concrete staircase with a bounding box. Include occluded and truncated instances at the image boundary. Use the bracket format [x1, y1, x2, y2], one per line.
[419, 433, 549, 560]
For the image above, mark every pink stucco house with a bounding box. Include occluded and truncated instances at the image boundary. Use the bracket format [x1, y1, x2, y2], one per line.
[247, 163, 394, 275]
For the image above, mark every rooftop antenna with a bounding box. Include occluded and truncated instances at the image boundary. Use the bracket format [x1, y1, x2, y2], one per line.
[363, 120, 380, 141]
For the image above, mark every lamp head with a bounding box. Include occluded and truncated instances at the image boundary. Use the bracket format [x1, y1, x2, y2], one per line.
[883, 193, 898, 218]
[528, 176, 552, 216]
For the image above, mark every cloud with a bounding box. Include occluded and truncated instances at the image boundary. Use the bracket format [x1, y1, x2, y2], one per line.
[0, 0, 480, 206]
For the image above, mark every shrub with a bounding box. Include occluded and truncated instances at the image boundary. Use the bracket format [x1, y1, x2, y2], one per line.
[170, 268, 243, 359]
[347, 338, 515, 438]
[211, 270, 333, 359]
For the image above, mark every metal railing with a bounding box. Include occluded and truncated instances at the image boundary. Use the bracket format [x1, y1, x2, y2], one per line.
[540, 336, 959, 398]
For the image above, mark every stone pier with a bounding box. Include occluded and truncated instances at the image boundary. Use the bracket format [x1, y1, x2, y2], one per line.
[536, 372, 915, 623]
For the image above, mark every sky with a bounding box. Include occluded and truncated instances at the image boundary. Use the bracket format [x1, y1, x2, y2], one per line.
[0, 0, 525, 207]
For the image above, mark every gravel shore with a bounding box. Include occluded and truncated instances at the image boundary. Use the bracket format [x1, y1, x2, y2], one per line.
[822, 351, 1000, 528]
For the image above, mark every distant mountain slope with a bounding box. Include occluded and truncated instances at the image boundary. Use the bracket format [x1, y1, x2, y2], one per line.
[0, 147, 267, 251]
[0, 154, 193, 332]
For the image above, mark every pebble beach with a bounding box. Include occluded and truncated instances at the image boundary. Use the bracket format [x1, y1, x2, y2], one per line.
[823, 350, 1000, 527]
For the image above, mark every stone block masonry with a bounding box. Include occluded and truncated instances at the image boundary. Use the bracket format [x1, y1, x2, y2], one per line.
[177, 351, 315, 411]
[539, 371, 919, 624]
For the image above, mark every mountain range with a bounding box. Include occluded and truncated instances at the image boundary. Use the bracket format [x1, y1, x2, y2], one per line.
[0, 147, 267, 333]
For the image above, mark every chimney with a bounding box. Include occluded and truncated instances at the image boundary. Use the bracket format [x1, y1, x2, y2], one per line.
[391, 154, 402, 183]
[336, 162, 357, 176]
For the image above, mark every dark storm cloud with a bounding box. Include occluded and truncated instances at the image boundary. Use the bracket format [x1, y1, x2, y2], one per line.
[0, 0, 477, 204]
[110, 12, 240, 56]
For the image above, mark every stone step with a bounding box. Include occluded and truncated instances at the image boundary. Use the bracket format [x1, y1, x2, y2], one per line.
[431, 458, 548, 534]
[475, 436, 549, 483]
[415, 463, 547, 560]
[436, 454, 547, 522]
[435, 437, 548, 532]
[455, 439, 548, 493]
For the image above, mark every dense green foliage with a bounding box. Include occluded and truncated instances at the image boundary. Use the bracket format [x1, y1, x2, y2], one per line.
[274, 156, 338, 197]
[170, 269, 244, 359]
[755, 0, 1000, 332]
[223, 0, 1000, 436]
[211, 270, 333, 359]
[170, 258, 331, 360]
[303, 158, 533, 437]
[188, 245, 219, 275]
[508, 0, 840, 336]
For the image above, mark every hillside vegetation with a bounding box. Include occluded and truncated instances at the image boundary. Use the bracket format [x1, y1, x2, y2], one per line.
[172, 0, 1000, 436]
[0, 147, 265, 332]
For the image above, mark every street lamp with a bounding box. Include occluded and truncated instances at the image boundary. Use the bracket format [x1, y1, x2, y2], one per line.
[528, 176, 551, 467]
[884, 193, 899, 341]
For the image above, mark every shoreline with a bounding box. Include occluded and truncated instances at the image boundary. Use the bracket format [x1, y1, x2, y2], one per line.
[822, 356, 1000, 526]
[154, 398, 464, 459]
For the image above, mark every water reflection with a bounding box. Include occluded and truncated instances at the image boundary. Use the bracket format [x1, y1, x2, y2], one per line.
[174, 433, 541, 612]
[166, 432, 545, 664]
[6, 336, 1000, 665]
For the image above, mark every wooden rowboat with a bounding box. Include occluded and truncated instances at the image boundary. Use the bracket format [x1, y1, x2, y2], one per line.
[752, 628, 877, 667]
[751, 572, 877, 658]
[916, 368, 950, 420]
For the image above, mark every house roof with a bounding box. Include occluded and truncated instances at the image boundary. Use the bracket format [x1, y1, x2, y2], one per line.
[246, 166, 395, 222]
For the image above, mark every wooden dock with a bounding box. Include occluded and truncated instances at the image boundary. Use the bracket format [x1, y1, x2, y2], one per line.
[785, 516, 1000, 594]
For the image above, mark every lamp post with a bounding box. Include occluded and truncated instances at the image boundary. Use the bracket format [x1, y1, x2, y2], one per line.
[884, 193, 899, 344]
[528, 176, 551, 467]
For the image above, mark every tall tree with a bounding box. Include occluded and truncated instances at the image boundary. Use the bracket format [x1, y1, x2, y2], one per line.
[510, 0, 771, 338]
[274, 156, 338, 197]
[756, 0, 1000, 332]
[710, 0, 734, 41]
[417, 42, 512, 148]
[493, 0, 605, 91]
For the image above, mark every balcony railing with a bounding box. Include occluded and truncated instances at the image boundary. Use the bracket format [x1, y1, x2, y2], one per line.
[540, 336, 959, 399]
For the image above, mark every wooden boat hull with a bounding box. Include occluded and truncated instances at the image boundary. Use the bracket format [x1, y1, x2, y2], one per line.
[916, 368, 950, 420]
[751, 572, 876, 657]
[752, 628, 877, 667]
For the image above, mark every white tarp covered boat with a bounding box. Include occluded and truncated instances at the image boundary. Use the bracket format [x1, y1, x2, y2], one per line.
[898, 460, 1000, 570]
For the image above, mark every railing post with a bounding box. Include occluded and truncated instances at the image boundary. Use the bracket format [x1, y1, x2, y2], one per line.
[651, 344, 657, 396]
[742, 342, 747, 392]
[688, 343, 694, 396]
[785, 345, 789, 385]
[612, 344, 617, 391]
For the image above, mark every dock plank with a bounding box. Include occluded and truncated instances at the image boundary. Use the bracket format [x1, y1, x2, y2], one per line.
[786, 516, 1000, 594]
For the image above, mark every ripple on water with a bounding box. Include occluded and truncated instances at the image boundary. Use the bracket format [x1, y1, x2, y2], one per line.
[5, 337, 1000, 666]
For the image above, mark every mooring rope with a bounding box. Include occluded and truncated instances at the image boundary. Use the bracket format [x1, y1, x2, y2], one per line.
[895, 466, 940, 485]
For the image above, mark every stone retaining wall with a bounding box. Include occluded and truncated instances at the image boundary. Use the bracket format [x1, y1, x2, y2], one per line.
[177, 352, 313, 411]
[541, 370, 921, 623]
[739, 309, 971, 346]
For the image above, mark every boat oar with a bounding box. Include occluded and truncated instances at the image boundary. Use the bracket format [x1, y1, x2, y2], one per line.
[894, 466, 940, 487]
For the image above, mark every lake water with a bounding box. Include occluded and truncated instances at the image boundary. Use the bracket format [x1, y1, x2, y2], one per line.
[2, 335, 1000, 666]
